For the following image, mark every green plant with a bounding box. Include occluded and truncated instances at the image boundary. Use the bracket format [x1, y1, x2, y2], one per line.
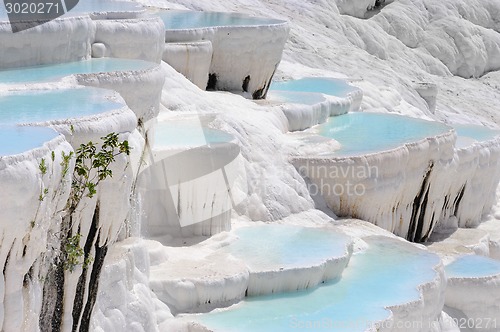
[64, 233, 84, 272]
[60, 151, 73, 179]
[39, 188, 49, 202]
[68, 133, 130, 213]
[39, 158, 47, 175]
[61, 133, 130, 272]
[32, 158, 50, 227]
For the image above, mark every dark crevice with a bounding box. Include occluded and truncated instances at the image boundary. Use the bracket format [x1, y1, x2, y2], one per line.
[442, 195, 449, 212]
[365, 0, 390, 19]
[263, 65, 278, 99]
[407, 162, 433, 243]
[453, 184, 466, 216]
[3, 241, 13, 276]
[263, 78, 273, 98]
[40, 214, 73, 332]
[252, 63, 278, 99]
[421, 212, 435, 242]
[206, 73, 217, 90]
[252, 87, 266, 99]
[79, 237, 108, 332]
[242, 75, 250, 92]
[45, 230, 68, 331]
[72, 203, 100, 332]
[414, 187, 430, 242]
[51, 266, 65, 331]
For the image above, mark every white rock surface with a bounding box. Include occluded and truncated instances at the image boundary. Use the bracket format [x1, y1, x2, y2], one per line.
[137, 122, 244, 238]
[0, 0, 500, 330]
[266, 88, 363, 131]
[90, 238, 173, 332]
[293, 127, 500, 242]
[476, 215, 500, 260]
[91, 43, 107, 58]
[445, 273, 500, 332]
[0, 16, 94, 69]
[292, 130, 457, 242]
[380, 254, 446, 332]
[453, 137, 500, 228]
[426, 228, 491, 264]
[240, 227, 353, 296]
[163, 14, 290, 98]
[147, 236, 249, 315]
[75, 64, 166, 122]
[163, 40, 213, 89]
[94, 17, 165, 63]
[0, 135, 73, 332]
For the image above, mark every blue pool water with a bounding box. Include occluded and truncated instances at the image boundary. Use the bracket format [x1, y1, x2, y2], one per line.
[154, 119, 234, 148]
[270, 78, 359, 98]
[195, 236, 439, 331]
[0, 88, 123, 125]
[158, 10, 283, 30]
[266, 90, 327, 106]
[0, 126, 59, 156]
[0, 58, 156, 84]
[445, 255, 500, 278]
[225, 225, 350, 270]
[453, 124, 500, 141]
[316, 113, 451, 156]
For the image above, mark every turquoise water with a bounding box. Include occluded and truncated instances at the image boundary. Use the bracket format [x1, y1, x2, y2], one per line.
[0, 58, 156, 84]
[154, 119, 234, 148]
[158, 10, 283, 30]
[0, 88, 123, 125]
[195, 236, 439, 331]
[0, 126, 59, 156]
[316, 113, 451, 156]
[225, 225, 350, 270]
[446, 255, 500, 278]
[267, 90, 327, 106]
[453, 124, 500, 141]
[270, 78, 359, 98]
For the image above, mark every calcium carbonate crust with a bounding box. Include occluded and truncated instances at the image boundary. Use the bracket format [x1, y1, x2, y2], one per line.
[291, 129, 457, 241]
[445, 272, 500, 332]
[0, 135, 73, 331]
[163, 17, 290, 98]
[369, 237, 446, 332]
[75, 64, 166, 122]
[245, 229, 353, 296]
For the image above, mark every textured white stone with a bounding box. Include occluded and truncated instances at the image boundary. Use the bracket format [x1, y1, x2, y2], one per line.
[147, 236, 249, 314]
[414, 83, 438, 114]
[292, 127, 500, 242]
[91, 43, 107, 58]
[90, 238, 173, 332]
[445, 273, 500, 332]
[0, 16, 94, 69]
[75, 64, 166, 122]
[0, 135, 73, 332]
[137, 140, 244, 238]
[163, 40, 213, 89]
[164, 18, 290, 98]
[244, 229, 353, 296]
[267, 88, 363, 131]
[94, 17, 165, 63]
[376, 241, 447, 332]
[292, 130, 457, 241]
